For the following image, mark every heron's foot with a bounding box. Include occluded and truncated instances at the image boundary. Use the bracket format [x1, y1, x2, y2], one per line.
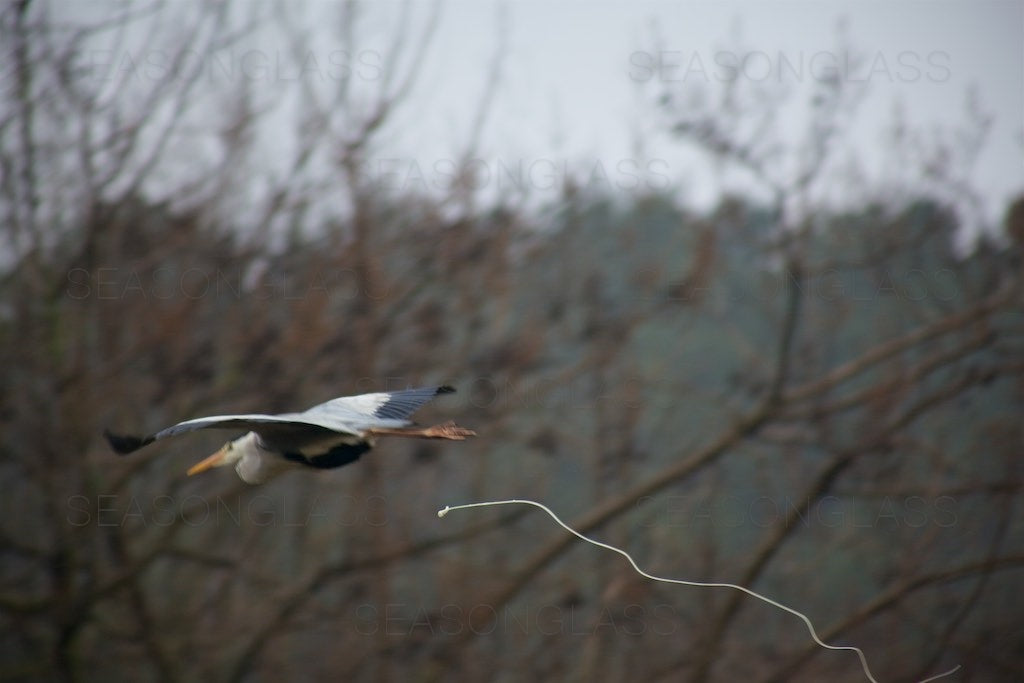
[424, 421, 476, 440]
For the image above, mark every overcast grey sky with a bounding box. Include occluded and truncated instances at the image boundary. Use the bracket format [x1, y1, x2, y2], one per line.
[385, 0, 1021, 237]
[65, 0, 1023, 242]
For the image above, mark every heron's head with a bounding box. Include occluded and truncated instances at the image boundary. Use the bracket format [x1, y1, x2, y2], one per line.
[186, 433, 251, 476]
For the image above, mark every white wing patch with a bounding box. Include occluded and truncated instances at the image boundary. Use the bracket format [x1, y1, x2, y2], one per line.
[319, 392, 392, 417]
[302, 386, 453, 429]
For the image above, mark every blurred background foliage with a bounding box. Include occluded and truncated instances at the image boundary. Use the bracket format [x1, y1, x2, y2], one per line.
[1, 1, 1022, 681]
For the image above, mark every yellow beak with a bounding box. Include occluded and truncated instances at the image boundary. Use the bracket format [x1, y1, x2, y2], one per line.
[187, 444, 229, 476]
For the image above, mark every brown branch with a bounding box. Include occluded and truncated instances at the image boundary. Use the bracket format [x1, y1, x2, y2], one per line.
[687, 448, 857, 682]
[784, 285, 1013, 404]
[782, 325, 996, 420]
[690, 360, 1010, 682]
[432, 259, 805, 661]
[765, 554, 1024, 681]
[225, 507, 528, 683]
[913, 467, 1014, 680]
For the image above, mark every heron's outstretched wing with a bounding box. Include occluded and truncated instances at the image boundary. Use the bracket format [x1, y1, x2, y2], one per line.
[302, 385, 456, 427]
[105, 386, 458, 455]
[104, 414, 360, 455]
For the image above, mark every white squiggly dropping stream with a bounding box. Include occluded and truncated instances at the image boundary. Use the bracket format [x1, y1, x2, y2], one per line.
[438, 499, 960, 683]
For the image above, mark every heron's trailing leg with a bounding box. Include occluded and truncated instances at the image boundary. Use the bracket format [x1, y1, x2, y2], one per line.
[368, 420, 476, 440]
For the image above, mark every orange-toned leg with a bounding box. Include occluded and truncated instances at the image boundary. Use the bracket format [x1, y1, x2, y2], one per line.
[368, 421, 476, 440]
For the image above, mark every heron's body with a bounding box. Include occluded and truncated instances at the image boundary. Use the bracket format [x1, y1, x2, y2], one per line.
[105, 385, 474, 484]
[226, 432, 372, 483]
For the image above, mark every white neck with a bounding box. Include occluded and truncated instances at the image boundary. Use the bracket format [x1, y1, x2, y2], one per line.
[231, 432, 294, 484]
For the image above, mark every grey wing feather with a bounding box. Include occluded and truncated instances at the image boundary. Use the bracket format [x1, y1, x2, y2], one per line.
[375, 385, 456, 420]
[303, 385, 455, 428]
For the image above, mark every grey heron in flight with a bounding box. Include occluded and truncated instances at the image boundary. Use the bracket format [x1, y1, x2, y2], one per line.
[104, 385, 474, 484]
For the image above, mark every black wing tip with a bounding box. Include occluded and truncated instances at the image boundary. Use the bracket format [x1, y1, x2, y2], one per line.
[436, 385, 456, 395]
[103, 429, 155, 455]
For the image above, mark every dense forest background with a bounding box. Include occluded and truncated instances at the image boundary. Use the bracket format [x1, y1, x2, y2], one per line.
[1, 2, 1022, 682]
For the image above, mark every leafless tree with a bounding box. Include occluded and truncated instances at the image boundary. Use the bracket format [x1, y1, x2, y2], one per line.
[1, 4, 1021, 683]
